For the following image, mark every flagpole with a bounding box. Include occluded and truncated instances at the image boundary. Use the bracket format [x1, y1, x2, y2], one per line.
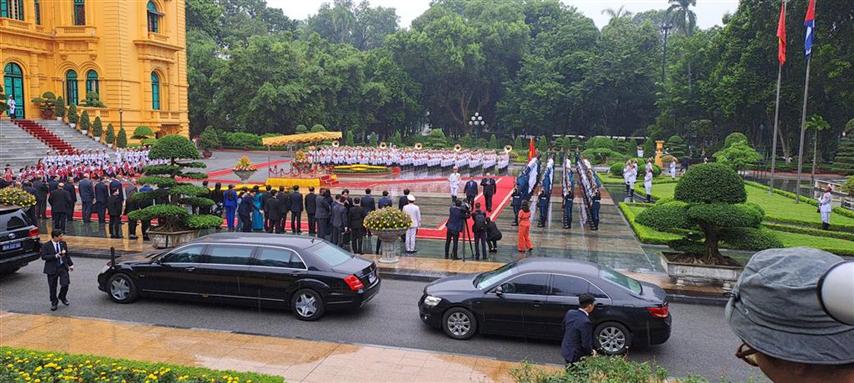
[769, 0, 785, 195]
[795, 55, 811, 203]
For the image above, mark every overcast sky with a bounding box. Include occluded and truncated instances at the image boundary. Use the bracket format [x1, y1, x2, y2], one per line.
[268, 0, 740, 29]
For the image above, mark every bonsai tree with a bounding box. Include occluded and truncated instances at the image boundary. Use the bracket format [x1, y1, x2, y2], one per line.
[295, 124, 308, 133]
[713, 134, 761, 171]
[133, 126, 155, 139]
[105, 123, 116, 145]
[68, 104, 79, 127]
[665, 135, 688, 158]
[55, 97, 66, 120]
[197, 126, 220, 151]
[310, 124, 326, 132]
[79, 110, 91, 132]
[636, 163, 781, 265]
[116, 127, 128, 148]
[831, 120, 854, 175]
[31, 92, 57, 119]
[92, 116, 103, 140]
[723, 132, 748, 148]
[83, 91, 106, 107]
[128, 135, 222, 232]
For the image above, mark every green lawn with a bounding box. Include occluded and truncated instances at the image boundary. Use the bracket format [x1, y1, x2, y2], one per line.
[636, 182, 854, 229]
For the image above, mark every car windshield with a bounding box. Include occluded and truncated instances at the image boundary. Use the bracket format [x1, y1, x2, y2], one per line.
[474, 262, 517, 289]
[600, 267, 643, 295]
[309, 242, 353, 267]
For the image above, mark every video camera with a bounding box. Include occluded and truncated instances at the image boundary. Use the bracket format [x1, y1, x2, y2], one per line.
[818, 261, 854, 326]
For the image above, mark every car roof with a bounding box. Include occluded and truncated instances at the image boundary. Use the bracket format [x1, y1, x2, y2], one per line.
[193, 232, 322, 250]
[515, 257, 601, 277]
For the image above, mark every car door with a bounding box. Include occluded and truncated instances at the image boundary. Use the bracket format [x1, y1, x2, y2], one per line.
[546, 274, 614, 339]
[136, 244, 206, 297]
[245, 246, 306, 303]
[198, 244, 254, 300]
[478, 273, 549, 337]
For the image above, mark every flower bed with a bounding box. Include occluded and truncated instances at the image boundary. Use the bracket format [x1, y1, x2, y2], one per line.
[0, 347, 283, 383]
[0, 187, 36, 207]
[364, 207, 411, 231]
[512, 355, 709, 383]
[333, 164, 390, 174]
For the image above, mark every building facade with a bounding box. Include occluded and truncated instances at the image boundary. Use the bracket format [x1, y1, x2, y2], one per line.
[1, 0, 189, 137]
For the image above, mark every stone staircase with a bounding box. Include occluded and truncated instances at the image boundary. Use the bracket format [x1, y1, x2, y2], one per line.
[36, 119, 114, 153]
[0, 120, 51, 169]
[12, 119, 76, 153]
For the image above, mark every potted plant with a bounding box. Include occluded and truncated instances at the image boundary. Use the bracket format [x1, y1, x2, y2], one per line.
[31, 92, 57, 119]
[79, 110, 91, 135]
[116, 127, 128, 148]
[232, 156, 256, 182]
[127, 135, 221, 248]
[83, 91, 106, 107]
[68, 104, 79, 129]
[635, 163, 782, 290]
[364, 207, 412, 263]
[0, 187, 37, 208]
[92, 116, 103, 142]
[197, 126, 220, 159]
[105, 123, 116, 147]
[55, 97, 66, 121]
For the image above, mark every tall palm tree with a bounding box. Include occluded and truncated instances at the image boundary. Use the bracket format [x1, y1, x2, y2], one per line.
[601, 6, 632, 21]
[666, 0, 697, 35]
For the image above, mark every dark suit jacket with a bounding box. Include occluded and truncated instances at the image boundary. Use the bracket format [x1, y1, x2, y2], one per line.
[63, 183, 77, 205]
[238, 195, 254, 216]
[464, 180, 478, 197]
[276, 192, 289, 216]
[561, 309, 593, 363]
[109, 180, 124, 201]
[95, 182, 109, 204]
[264, 197, 282, 220]
[305, 193, 317, 214]
[398, 196, 408, 210]
[315, 196, 330, 219]
[33, 179, 48, 200]
[48, 179, 58, 193]
[107, 195, 123, 216]
[378, 196, 392, 208]
[446, 206, 464, 234]
[41, 240, 73, 274]
[78, 179, 94, 203]
[481, 178, 496, 196]
[290, 192, 304, 213]
[361, 195, 376, 213]
[348, 206, 366, 229]
[331, 203, 348, 227]
[48, 188, 72, 213]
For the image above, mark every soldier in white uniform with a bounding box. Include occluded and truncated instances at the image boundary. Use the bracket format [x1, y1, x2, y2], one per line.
[644, 160, 654, 202]
[448, 167, 461, 200]
[819, 186, 833, 230]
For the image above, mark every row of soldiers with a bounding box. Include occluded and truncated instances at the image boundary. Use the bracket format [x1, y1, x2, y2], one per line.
[308, 146, 510, 170]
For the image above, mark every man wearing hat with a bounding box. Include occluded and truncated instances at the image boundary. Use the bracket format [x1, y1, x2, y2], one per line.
[402, 194, 421, 254]
[448, 167, 461, 201]
[726, 247, 854, 383]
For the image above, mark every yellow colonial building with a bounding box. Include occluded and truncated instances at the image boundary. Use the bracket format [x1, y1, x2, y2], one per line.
[1, 0, 189, 136]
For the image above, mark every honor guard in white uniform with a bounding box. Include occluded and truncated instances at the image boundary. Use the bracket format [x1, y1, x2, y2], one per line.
[449, 167, 461, 199]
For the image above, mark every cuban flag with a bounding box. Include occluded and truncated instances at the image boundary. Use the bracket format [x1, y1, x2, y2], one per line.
[804, 0, 816, 56]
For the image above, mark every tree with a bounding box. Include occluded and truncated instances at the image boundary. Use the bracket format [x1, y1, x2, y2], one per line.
[55, 97, 66, 119]
[806, 115, 831, 181]
[636, 163, 781, 264]
[723, 132, 749, 149]
[303, 0, 399, 51]
[197, 126, 221, 150]
[666, 0, 697, 36]
[91, 116, 103, 140]
[105, 123, 116, 145]
[833, 119, 854, 175]
[116, 127, 128, 148]
[295, 124, 308, 133]
[67, 104, 79, 127]
[601, 6, 632, 21]
[488, 134, 498, 149]
[79, 111, 91, 133]
[310, 124, 326, 132]
[133, 126, 155, 139]
[344, 130, 355, 146]
[713, 141, 761, 171]
[128, 135, 221, 232]
[665, 135, 688, 158]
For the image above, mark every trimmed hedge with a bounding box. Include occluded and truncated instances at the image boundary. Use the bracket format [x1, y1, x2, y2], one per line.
[0, 347, 282, 383]
[764, 222, 854, 241]
[720, 227, 784, 251]
[675, 163, 746, 204]
[635, 201, 691, 231]
[618, 203, 681, 245]
[686, 203, 763, 228]
[512, 355, 709, 383]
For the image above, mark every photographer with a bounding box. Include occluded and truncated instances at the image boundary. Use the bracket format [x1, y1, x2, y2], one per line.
[445, 199, 466, 260]
[486, 216, 501, 253]
[471, 202, 488, 261]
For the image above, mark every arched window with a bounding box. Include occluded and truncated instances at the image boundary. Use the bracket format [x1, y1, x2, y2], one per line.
[0, 0, 24, 20]
[73, 0, 85, 25]
[85, 70, 99, 96]
[146, 1, 161, 33]
[34, 0, 40, 24]
[66, 70, 79, 105]
[4, 63, 25, 118]
[151, 72, 160, 110]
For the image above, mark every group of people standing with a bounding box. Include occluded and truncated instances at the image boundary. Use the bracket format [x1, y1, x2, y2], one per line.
[309, 146, 511, 171]
[622, 159, 655, 202]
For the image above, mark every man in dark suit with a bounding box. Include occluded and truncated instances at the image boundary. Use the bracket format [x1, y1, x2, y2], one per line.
[315, 188, 330, 240]
[41, 230, 74, 311]
[561, 293, 596, 365]
[276, 186, 290, 233]
[290, 185, 303, 234]
[107, 190, 124, 238]
[94, 178, 109, 224]
[330, 195, 348, 247]
[78, 174, 94, 223]
[62, 178, 77, 222]
[348, 197, 367, 254]
[378, 190, 392, 208]
[480, 173, 496, 212]
[398, 189, 410, 210]
[48, 183, 72, 231]
[33, 178, 49, 219]
[238, 189, 255, 232]
[361, 188, 375, 250]
[109, 177, 124, 202]
[22, 181, 38, 225]
[305, 187, 317, 236]
[260, 185, 272, 231]
[264, 190, 282, 233]
[464, 179, 478, 207]
[445, 199, 464, 260]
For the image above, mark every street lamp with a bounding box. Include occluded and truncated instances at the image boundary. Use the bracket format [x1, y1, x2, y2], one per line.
[660, 22, 673, 84]
[468, 113, 485, 136]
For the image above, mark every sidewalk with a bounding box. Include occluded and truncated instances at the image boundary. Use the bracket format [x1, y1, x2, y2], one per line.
[0, 312, 557, 383]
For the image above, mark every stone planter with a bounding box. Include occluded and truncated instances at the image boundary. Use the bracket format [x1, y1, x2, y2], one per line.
[233, 169, 256, 183]
[373, 228, 407, 264]
[660, 253, 743, 291]
[147, 229, 199, 249]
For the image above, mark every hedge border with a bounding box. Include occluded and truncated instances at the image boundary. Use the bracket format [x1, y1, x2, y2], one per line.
[763, 222, 854, 241]
[0, 346, 283, 383]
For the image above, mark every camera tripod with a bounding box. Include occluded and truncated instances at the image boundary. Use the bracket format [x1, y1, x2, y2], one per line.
[459, 215, 475, 262]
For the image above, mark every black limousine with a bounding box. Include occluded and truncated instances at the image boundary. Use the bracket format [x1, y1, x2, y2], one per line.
[418, 257, 671, 355]
[98, 233, 380, 320]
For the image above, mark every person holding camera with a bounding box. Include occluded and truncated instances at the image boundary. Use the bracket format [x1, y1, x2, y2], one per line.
[471, 203, 488, 261]
[445, 199, 465, 260]
[42, 230, 74, 311]
[486, 216, 501, 253]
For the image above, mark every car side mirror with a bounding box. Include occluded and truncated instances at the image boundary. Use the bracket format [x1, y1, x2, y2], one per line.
[494, 286, 504, 297]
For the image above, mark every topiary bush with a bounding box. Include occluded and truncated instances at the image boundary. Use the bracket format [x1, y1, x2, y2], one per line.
[585, 136, 616, 150]
[132, 126, 155, 139]
[55, 96, 66, 118]
[713, 141, 761, 171]
[105, 123, 115, 145]
[635, 163, 773, 264]
[128, 135, 221, 231]
[665, 135, 688, 158]
[223, 131, 262, 148]
[79, 110, 91, 132]
[295, 124, 308, 133]
[832, 131, 854, 175]
[582, 148, 625, 164]
[92, 116, 104, 139]
[310, 124, 326, 132]
[721, 228, 784, 251]
[198, 126, 221, 150]
[116, 127, 128, 148]
[610, 162, 625, 177]
[67, 104, 79, 126]
[723, 132, 749, 148]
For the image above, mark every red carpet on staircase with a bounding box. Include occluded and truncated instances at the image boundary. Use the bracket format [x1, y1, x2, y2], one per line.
[12, 120, 76, 153]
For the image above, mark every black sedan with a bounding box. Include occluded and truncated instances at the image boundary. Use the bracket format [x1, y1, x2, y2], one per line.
[418, 257, 671, 354]
[97, 233, 380, 321]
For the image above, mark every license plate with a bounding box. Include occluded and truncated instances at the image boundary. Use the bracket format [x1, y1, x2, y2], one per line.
[1, 242, 22, 251]
[368, 271, 377, 284]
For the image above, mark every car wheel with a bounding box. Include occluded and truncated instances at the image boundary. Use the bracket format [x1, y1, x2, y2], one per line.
[108, 273, 138, 303]
[291, 289, 325, 321]
[594, 322, 632, 355]
[442, 307, 477, 340]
